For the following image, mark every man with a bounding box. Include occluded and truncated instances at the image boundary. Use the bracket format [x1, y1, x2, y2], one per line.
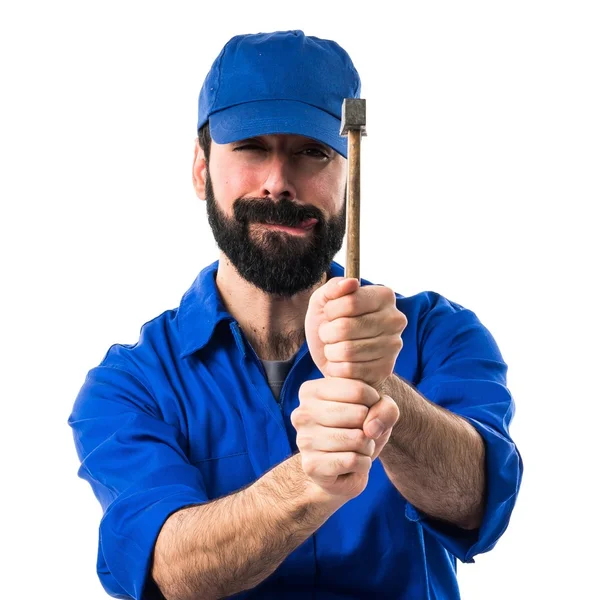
[68, 30, 523, 600]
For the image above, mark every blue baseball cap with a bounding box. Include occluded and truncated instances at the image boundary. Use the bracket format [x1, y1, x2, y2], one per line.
[197, 30, 361, 158]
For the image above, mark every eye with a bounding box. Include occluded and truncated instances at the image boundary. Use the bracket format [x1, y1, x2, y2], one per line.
[300, 148, 329, 159]
[234, 144, 266, 152]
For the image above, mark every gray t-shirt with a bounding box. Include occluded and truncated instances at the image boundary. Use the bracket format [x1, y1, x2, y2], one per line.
[261, 354, 297, 402]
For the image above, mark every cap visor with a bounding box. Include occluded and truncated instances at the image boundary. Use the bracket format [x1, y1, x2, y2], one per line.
[208, 99, 348, 158]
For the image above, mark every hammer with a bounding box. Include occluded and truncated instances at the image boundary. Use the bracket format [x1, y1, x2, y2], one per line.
[340, 98, 367, 282]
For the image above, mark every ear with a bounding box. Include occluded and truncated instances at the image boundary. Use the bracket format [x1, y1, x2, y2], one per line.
[192, 138, 208, 200]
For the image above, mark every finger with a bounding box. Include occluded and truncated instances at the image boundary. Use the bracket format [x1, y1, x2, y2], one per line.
[307, 451, 373, 478]
[299, 377, 380, 408]
[319, 310, 407, 345]
[318, 312, 383, 344]
[325, 359, 387, 384]
[291, 398, 369, 429]
[300, 425, 376, 456]
[324, 285, 396, 322]
[363, 395, 400, 440]
[324, 334, 403, 363]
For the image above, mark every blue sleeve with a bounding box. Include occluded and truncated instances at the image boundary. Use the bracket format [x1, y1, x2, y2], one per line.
[68, 359, 209, 599]
[404, 295, 523, 564]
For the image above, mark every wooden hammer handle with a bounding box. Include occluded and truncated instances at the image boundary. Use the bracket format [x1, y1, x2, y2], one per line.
[345, 129, 361, 281]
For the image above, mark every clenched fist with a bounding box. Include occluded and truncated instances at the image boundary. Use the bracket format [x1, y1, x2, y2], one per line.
[304, 277, 407, 391]
[291, 377, 399, 499]
[292, 277, 406, 499]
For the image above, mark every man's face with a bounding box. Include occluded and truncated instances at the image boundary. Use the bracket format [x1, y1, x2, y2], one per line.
[195, 134, 347, 296]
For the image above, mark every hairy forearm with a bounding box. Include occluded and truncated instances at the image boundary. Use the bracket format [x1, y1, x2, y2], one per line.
[378, 375, 486, 530]
[152, 453, 343, 600]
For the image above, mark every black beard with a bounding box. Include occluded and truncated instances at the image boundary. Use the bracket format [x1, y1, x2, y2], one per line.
[205, 170, 346, 297]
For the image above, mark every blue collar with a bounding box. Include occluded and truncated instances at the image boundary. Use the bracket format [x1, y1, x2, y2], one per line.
[178, 259, 346, 359]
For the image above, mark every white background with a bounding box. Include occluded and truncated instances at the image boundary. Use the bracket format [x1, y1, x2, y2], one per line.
[1, 1, 598, 598]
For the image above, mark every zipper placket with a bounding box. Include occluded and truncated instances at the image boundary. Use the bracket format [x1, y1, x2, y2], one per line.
[232, 318, 310, 413]
[230, 321, 269, 378]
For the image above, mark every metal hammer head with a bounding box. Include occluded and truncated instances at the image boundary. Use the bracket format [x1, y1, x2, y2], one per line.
[340, 98, 367, 136]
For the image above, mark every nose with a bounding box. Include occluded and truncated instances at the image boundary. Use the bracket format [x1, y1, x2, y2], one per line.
[260, 154, 297, 201]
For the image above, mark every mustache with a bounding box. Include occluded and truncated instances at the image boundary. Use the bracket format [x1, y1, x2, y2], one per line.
[232, 197, 324, 227]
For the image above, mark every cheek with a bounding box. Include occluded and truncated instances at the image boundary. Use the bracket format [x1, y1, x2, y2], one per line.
[321, 161, 346, 208]
[311, 174, 345, 214]
[210, 168, 257, 213]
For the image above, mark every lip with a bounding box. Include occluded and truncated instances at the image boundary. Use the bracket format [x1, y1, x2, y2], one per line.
[261, 223, 315, 235]
[256, 217, 318, 235]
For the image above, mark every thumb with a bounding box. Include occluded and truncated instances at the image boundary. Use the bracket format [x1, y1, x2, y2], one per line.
[363, 395, 400, 440]
[308, 276, 360, 312]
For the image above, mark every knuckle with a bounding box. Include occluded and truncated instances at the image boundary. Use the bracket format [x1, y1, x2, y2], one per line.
[332, 428, 350, 444]
[392, 311, 407, 330]
[298, 380, 314, 400]
[290, 408, 298, 426]
[343, 295, 358, 315]
[346, 453, 362, 471]
[326, 342, 348, 362]
[337, 362, 354, 379]
[336, 428, 370, 451]
[357, 364, 372, 382]
[341, 340, 355, 360]
[291, 408, 308, 427]
[390, 334, 403, 352]
[295, 431, 312, 449]
[351, 429, 368, 445]
[390, 336, 403, 355]
[399, 311, 408, 328]
[362, 380, 377, 401]
[336, 317, 353, 339]
[323, 344, 335, 361]
[324, 298, 340, 319]
[334, 454, 351, 472]
[360, 314, 372, 332]
[301, 454, 317, 475]
[318, 321, 333, 344]
[382, 286, 396, 303]
[326, 363, 341, 378]
[346, 380, 365, 404]
[357, 404, 369, 423]
[326, 401, 344, 418]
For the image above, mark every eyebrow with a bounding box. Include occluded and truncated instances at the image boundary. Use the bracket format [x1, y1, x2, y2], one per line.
[234, 136, 329, 149]
[236, 136, 263, 143]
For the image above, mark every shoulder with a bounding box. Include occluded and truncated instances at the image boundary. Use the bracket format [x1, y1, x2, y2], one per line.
[395, 289, 468, 318]
[95, 306, 182, 392]
[396, 290, 486, 351]
[361, 271, 492, 354]
[360, 269, 471, 330]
